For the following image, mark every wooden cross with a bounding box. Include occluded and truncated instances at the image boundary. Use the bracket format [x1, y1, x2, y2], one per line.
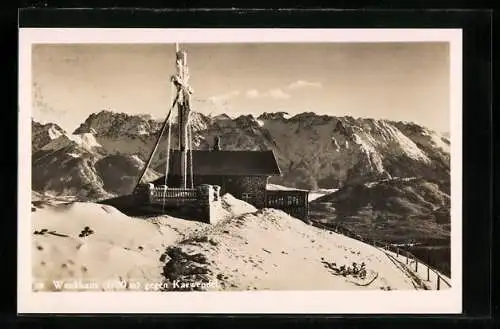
[172, 43, 194, 188]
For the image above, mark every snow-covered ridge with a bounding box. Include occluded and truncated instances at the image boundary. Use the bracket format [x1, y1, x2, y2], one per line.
[352, 123, 431, 164]
[257, 111, 292, 121]
[74, 110, 212, 137]
[73, 110, 164, 136]
[212, 113, 232, 121]
[32, 120, 68, 152]
[363, 176, 418, 188]
[47, 125, 64, 140]
[266, 184, 339, 202]
[392, 121, 450, 154]
[41, 132, 102, 152]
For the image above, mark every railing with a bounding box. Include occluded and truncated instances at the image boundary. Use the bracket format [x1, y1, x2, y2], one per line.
[150, 187, 197, 203]
[311, 220, 451, 290]
[265, 190, 309, 221]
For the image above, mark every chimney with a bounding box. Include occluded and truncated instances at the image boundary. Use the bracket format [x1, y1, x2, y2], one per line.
[213, 136, 221, 151]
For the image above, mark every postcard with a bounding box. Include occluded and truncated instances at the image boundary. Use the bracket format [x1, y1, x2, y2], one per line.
[18, 27, 462, 314]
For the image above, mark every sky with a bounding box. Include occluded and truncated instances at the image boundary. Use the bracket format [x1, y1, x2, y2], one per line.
[31, 42, 450, 133]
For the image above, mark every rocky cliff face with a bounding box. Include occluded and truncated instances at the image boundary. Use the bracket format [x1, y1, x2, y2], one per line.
[257, 112, 449, 190]
[32, 120, 66, 153]
[73, 110, 163, 137]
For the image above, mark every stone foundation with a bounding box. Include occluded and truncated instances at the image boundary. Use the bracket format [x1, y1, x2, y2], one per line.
[129, 183, 222, 224]
[196, 184, 222, 224]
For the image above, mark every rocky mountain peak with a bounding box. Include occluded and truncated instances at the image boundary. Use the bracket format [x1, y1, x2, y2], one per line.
[73, 109, 163, 137]
[211, 113, 232, 121]
[188, 112, 211, 131]
[74, 109, 214, 138]
[32, 119, 67, 152]
[233, 114, 262, 129]
[257, 111, 292, 121]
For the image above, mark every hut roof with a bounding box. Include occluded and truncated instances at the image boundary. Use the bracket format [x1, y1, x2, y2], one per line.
[154, 150, 282, 177]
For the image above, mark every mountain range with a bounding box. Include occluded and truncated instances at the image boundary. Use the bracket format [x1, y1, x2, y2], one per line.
[31, 110, 451, 245]
[33, 110, 449, 190]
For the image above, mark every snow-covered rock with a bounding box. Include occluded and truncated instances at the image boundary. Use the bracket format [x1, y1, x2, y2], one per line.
[257, 111, 292, 121]
[32, 120, 66, 152]
[41, 132, 103, 153]
[73, 110, 163, 137]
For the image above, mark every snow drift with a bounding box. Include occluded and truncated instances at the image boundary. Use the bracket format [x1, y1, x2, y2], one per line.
[31, 194, 440, 292]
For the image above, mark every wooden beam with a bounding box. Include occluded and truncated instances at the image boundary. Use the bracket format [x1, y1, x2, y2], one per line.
[134, 95, 178, 192]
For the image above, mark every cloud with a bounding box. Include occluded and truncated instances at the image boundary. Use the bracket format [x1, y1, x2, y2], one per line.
[244, 81, 321, 101]
[267, 88, 291, 100]
[287, 80, 323, 90]
[245, 89, 260, 98]
[245, 88, 291, 100]
[208, 90, 240, 104]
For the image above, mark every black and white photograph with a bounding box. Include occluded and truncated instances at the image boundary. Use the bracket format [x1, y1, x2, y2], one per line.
[18, 28, 462, 313]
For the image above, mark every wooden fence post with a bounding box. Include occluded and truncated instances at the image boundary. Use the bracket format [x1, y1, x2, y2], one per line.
[415, 260, 418, 272]
[427, 265, 430, 281]
[437, 275, 441, 290]
[396, 248, 399, 257]
[406, 252, 409, 264]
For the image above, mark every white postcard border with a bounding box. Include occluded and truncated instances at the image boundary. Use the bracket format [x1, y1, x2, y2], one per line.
[18, 28, 462, 314]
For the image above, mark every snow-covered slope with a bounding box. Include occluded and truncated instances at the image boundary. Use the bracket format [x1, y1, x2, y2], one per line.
[310, 177, 450, 244]
[258, 113, 449, 189]
[94, 154, 161, 195]
[41, 132, 104, 154]
[266, 183, 336, 202]
[32, 201, 206, 290]
[32, 114, 166, 199]
[266, 183, 305, 191]
[31, 195, 441, 291]
[161, 208, 421, 291]
[32, 143, 110, 200]
[32, 141, 160, 200]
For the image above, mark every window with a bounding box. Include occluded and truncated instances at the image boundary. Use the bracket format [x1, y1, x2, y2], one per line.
[241, 193, 252, 202]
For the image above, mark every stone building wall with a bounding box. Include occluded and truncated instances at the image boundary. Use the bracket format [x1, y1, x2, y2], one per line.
[238, 176, 268, 208]
[159, 174, 269, 208]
